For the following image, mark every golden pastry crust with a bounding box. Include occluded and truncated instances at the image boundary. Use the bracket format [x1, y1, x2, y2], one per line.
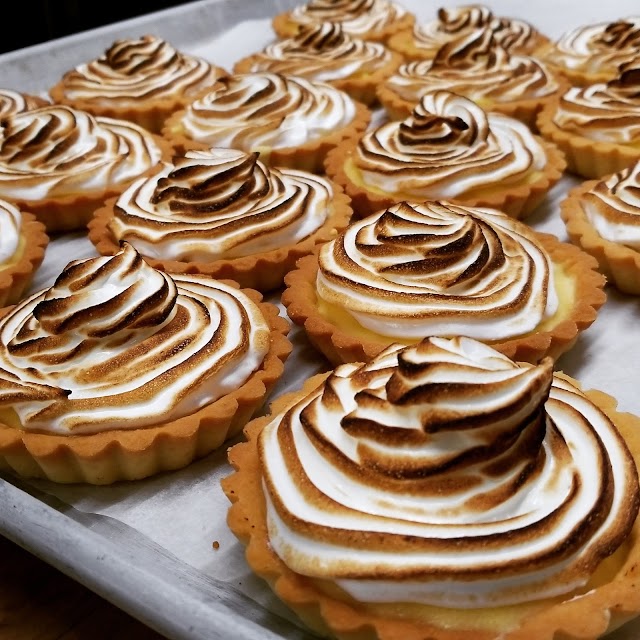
[162, 89, 371, 175]
[0, 208, 49, 308]
[561, 178, 640, 294]
[0, 285, 291, 485]
[281, 230, 606, 366]
[323, 131, 566, 221]
[223, 372, 640, 640]
[87, 180, 353, 293]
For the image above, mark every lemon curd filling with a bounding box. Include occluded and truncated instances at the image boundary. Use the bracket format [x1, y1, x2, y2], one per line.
[0, 235, 25, 273]
[316, 263, 575, 346]
[309, 534, 634, 633]
[345, 156, 542, 201]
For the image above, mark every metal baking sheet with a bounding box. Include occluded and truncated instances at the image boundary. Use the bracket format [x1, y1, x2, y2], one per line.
[1, 1, 640, 639]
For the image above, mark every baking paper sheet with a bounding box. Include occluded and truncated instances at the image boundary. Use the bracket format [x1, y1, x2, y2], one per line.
[2, 1, 640, 638]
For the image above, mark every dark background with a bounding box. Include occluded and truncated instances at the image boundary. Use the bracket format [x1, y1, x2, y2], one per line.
[2, 1, 198, 54]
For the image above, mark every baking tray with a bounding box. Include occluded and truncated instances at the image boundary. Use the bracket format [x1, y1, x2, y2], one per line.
[1, 1, 640, 638]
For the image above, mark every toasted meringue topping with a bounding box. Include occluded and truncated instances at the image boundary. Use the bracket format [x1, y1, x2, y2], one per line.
[316, 200, 559, 340]
[56, 35, 226, 103]
[581, 160, 640, 248]
[243, 22, 393, 82]
[0, 199, 21, 264]
[547, 17, 640, 74]
[354, 91, 547, 199]
[175, 72, 356, 150]
[107, 147, 334, 260]
[259, 336, 639, 608]
[413, 4, 544, 56]
[386, 28, 558, 104]
[0, 89, 48, 118]
[0, 105, 163, 201]
[0, 242, 270, 434]
[288, 0, 408, 38]
[551, 62, 640, 143]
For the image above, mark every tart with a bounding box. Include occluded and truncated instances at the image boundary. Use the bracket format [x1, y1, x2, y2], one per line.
[233, 22, 402, 107]
[560, 160, 640, 294]
[0, 198, 49, 307]
[88, 147, 353, 292]
[271, 0, 415, 44]
[48, 34, 228, 134]
[539, 16, 640, 87]
[0, 242, 292, 484]
[223, 335, 640, 640]
[161, 72, 371, 174]
[324, 90, 566, 220]
[0, 88, 49, 117]
[0, 104, 173, 233]
[378, 26, 565, 129]
[282, 200, 606, 366]
[537, 60, 640, 179]
[387, 4, 550, 62]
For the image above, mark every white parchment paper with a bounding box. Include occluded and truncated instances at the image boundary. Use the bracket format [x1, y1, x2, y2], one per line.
[3, 1, 640, 638]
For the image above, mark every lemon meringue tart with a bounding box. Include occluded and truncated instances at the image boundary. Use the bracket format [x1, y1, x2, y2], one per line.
[223, 335, 640, 640]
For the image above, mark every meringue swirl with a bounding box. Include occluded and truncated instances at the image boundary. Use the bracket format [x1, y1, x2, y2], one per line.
[55, 35, 225, 103]
[0, 105, 163, 201]
[0, 242, 270, 434]
[175, 73, 357, 150]
[551, 62, 640, 143]
[241, 22, 394, 82]
[0, 199, 21, 264]
[287, 0, 409, 38]
[354, 90, 548, 198]
[386, 27, 558, 104]
[259, 336, 639, 608]
[412, 5, 544, 56]
[0, 89, 48, 118]
[316, 200, 559, 340]
[107, 147, 335, 260]
[548, 17, 640, 74]
[581, 160, 640, 248]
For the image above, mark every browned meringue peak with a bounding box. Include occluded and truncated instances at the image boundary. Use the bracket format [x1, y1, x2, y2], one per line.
[552, 63, 640, 142]
[607, 59, 640, 98]
[330, 340, 554, 478]
[430, 26, 513, 72]
[0, 89, 49, 118]
[437, 4, 492, 32]
[59, 34, 222, 99]
[7, 242, 177, 363]
[299, 0, 405, 23]
[315, 201, 558, 342]
[149, 148, 271, 213]
[593, 18, 640, 52]
[0, 241, 272, 434]
[396, 91, 488, 147]
[288, 21, 354, 52]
